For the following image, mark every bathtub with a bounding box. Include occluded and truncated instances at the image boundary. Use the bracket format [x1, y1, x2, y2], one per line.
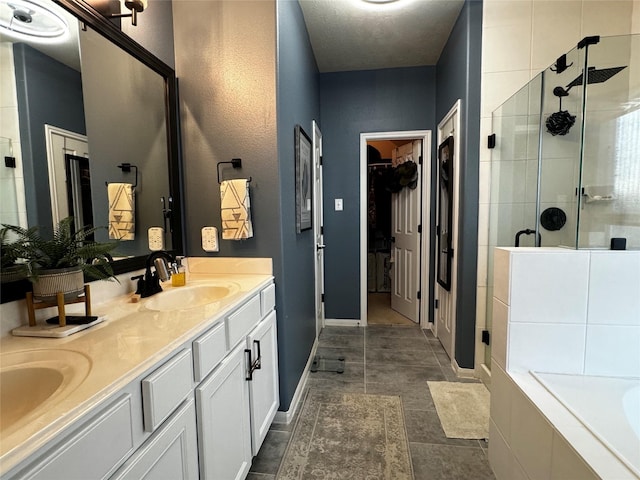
[532, 372, 640, 478]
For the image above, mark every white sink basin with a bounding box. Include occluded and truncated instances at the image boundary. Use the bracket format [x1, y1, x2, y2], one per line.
[0, 349, 92, 435]
[144, 284, 237, 312]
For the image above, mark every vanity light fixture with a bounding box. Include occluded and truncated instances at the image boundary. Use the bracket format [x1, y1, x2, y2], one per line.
[110, 0, 147, 26]
[0, 0, 68, 42]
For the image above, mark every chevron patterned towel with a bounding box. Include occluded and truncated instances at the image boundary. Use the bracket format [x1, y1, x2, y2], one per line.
[220, 179, 253, 240]
[108, 183, 135, 240]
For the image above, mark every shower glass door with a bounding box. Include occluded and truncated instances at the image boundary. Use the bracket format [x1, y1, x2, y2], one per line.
[577, 34, 640, 249]
[484, 75, 542, 368]
[537, 43, 585, 248]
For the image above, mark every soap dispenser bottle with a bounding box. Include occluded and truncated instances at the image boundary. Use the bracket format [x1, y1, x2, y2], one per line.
[171, 256, 186, 287]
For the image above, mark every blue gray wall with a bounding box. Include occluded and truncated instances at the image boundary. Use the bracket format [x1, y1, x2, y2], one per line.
[435, 0, 483, 369]
[275, 0, 320, 411]
[319, 67, 437, 319]
[173, 0, 319, 411]
[14, 44, 86, 233]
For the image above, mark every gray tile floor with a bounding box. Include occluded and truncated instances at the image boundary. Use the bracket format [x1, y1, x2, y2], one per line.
[249, 325, 495, 480]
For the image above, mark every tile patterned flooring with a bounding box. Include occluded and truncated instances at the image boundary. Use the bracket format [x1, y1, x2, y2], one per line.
[248, 325, 495, 480]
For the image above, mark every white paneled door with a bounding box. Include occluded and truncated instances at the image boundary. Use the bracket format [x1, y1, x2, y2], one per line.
[313, 121, 325, 337]
[44, 125, 89, 225]
[435, 101, 460, 361]
[390, 140, 422, 323]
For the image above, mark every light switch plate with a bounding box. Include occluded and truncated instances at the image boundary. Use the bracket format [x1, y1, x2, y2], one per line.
[202, 227, 219, 252]
[335, 198, 343, 211]
[148, 227, 164, 251]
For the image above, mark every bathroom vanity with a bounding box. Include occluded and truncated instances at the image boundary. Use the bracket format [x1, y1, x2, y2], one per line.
[0, 259, 278, 480]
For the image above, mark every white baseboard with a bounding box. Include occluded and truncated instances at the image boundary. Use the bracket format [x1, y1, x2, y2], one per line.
[453, 359, 477, 379]
[324, 318, 365, 327]
[273, 337, 318, 425]
[478, 363, 492, 390]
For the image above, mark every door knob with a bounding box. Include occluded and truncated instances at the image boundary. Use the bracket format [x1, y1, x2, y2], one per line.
[316, 243, 326, 250]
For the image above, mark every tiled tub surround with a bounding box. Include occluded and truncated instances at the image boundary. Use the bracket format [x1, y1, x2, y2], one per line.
[0, 257, 273, 475]
[489, 247, 640, 480]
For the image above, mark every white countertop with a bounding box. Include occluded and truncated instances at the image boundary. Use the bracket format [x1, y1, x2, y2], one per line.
[0, 269, 273, 474]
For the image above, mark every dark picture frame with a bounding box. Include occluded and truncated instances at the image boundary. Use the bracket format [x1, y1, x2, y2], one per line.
[437, 136, 454, 290]
[295, 125, 313, 233]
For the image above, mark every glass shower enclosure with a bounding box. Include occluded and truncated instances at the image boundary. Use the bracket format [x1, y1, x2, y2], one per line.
[485, 34, 640, 367]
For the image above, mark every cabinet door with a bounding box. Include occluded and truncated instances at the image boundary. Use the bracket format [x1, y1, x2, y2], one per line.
[196, 343, 252, 480]
[111, 398, 198, 480]
[14, 394, 136, 480]
[247, 311, 279, 455]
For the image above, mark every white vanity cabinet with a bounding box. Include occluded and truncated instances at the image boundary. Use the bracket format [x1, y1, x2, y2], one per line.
[196, 281, 279, 478]
[110, 398, 199, 480]
[246, 310, 278, 455]
[8, 391, 142, 480]
[3, 279, 278, 480]
[196, 343, 253, 480]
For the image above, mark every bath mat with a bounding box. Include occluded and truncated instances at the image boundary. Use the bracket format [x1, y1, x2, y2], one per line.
[277, 391, 413, 479]
[428, 381, 490, 439]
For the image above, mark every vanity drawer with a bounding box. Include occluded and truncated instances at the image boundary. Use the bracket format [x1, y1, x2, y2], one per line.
[193, 320, 227, 382]
[142, 349, 193, 432]
[19, 394, 135, 480]
[227, 294, 261, 348]
[260, 283, 276, 317]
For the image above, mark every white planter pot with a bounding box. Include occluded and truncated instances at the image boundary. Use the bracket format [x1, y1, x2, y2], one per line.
[0, 265, 27, 284]
[32, 267, 84, 302]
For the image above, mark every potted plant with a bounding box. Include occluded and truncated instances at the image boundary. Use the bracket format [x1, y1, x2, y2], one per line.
[4, 217, 119, 301]
[0, 226, 30, 283]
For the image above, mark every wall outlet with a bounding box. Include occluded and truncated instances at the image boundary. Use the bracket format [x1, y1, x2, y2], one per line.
[201, 227, 219, 252]
[148, 227, 164, 251]
[335, 198, 343, 211]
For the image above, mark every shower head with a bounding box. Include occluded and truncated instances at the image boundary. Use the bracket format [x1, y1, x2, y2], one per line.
[566, 66, 627, 90]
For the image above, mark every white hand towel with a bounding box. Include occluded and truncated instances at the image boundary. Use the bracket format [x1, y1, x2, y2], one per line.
[220, 179, 253, 240]
[108, 183, 135, 240]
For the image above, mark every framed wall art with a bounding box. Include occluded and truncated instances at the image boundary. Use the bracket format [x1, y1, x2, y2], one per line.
[295, 124, 313, 233]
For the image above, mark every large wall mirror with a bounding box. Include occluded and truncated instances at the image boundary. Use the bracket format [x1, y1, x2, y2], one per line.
[0, 0, 183, 303]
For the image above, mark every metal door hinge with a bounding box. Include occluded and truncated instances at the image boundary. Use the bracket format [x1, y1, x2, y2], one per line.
[321, 293, 325, 302]
[418, 155, 423, 165]
[434, 299, 439, 309]
[418, 225, 422, 234]
[482, 330, 491, 345]
[320, 226, 324, 235]
[417, 291, 421, 300]
[488, 134, 496, 149]
[319, 155, 323, 166]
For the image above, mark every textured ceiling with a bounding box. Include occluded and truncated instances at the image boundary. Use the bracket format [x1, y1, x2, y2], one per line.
[298, 0, 465, 73]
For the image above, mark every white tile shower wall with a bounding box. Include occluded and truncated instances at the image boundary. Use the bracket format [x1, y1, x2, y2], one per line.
[509, 249, 590, 324]
[587, 251, 640, 325]
[584, 325, 640, 377]
[493, 247, 640, 377]
[508, 322, 587, 374]
[477, 0, 640, 372]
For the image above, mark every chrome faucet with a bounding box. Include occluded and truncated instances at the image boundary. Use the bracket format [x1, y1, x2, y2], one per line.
[131, 251, 176, 298]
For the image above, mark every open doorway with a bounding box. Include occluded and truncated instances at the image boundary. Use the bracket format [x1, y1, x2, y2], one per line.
[360, 131, 431, 328]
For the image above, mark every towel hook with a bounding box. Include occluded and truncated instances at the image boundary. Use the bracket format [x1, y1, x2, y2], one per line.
[105, 163, 138, 188]
[217, 158, 252, 184]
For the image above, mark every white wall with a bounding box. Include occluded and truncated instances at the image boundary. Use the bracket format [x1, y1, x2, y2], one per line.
[477, 0, 640, 374]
